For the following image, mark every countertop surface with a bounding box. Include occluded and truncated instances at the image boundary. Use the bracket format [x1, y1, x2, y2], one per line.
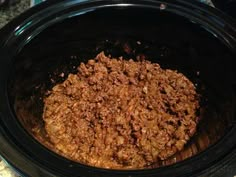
[0, 0, 30, 28]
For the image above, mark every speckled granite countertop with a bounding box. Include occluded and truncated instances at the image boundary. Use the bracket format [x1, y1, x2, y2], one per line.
[0, 0, 30, 28]
[0, 158, 20, 177]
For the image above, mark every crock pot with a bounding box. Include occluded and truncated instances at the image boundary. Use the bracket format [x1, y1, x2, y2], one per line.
[0, 0, 236, 176]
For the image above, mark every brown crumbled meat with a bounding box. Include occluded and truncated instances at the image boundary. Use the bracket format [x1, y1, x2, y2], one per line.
[43, 52, 200, 169]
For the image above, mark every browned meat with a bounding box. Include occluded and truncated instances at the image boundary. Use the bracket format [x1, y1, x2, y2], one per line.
[43, 52, 200, 169]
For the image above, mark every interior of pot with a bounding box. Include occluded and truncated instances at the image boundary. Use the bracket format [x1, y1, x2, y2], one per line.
[7, 6, 236, 168]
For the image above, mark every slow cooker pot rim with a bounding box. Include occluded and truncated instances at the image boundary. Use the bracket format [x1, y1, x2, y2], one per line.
[0, 0, 236, 177]
[0, 0, 235, 50]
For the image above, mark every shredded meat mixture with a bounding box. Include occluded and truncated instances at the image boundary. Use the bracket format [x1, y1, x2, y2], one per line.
[43, 52, 200, 169]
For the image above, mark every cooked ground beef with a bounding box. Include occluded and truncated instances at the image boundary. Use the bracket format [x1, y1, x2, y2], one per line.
[43, 52, 200, 169]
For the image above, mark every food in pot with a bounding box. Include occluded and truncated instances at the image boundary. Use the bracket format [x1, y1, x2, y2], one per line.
[43, 52, 200, 169]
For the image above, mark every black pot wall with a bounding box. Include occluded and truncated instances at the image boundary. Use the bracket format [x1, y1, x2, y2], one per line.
[0, 0, 236, 177]
[212, 0, 236, 18]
